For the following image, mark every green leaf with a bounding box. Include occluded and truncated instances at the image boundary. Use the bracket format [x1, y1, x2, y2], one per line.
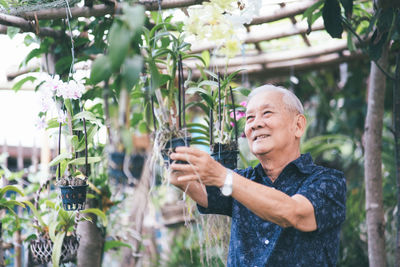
[347, 31, 355, 52]
[303, 0, 324, 21]
[199, 80, 218, 88]
[5, 208, 20, 228]
[186, 87, 209, 95]
[81, 208, 108, 227]
[76, 125, 98, 152]
[122, 5, 145, 32]
[201, 50, 210, 68]
[339, 0, 353, 18]
[73, 111, 101, 125]
[49, 220, 57, 242]
[0, 185, 24, 198]
[67, 135, 79, 151]
[49, 152, 72, 167]
[24, 48, 43, 66]
[46, 118, 63, 130]
[22, 200, 46, 228]
[68, 156, 102, 166]
[322, 0, 343, 38]
[12, 76, 36, 92]
[122, 55, 143, 91]
[108, 23, 132, 71]
[0, 0, 9, 8]
[1, 200, 25, 209]
[104, 240, 132, 252]
[45, 200, 56, 210]
[148, 59, 160, 92]
[90, 55, 112, 84]
[52, 231, 66, 267]
[7, 26, 20, 39]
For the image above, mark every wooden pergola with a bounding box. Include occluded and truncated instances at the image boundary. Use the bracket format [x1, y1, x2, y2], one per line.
[0, 0, 365, 84]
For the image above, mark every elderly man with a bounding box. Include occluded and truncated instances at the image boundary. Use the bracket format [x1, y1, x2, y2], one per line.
[169, 85, 346, 266]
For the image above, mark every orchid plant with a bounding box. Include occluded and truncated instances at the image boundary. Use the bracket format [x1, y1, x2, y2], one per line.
[183, 0, 261, 58]
[186, 70, 248, 150]
[36, 73, 102, 187]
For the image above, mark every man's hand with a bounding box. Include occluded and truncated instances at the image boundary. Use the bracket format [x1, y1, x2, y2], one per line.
[169, 146, 227, 187]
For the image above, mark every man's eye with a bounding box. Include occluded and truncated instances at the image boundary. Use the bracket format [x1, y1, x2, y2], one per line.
[246, 116, 254, 121]
[264, 111, 271, 115]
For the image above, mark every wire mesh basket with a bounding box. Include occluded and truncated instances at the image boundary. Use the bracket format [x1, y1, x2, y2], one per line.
[28, 235, 80, 265]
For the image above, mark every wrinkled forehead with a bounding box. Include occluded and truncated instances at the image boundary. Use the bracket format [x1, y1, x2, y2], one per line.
[246, 91, 284, 113]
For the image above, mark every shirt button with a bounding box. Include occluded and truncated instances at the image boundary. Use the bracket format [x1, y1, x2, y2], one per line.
[264, 239, 270, 245]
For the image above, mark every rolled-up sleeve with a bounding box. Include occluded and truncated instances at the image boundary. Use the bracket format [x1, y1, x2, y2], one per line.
[197, 169, 247, 216]
[297, 169, 346, 232]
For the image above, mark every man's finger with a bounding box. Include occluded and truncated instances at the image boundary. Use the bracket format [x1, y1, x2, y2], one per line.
[175, 146, 207, 157]
[170, 162, 199, 172]
[170, 152, 198, 164]
[177, 174, 200, 182]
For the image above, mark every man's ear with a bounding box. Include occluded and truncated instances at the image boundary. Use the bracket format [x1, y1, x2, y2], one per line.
[294, 114, 307, 138]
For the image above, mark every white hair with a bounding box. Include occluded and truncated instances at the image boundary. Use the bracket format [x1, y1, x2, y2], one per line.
[248, 84, 304, 114]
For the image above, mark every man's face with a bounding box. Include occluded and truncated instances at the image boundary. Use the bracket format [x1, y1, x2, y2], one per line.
[244, 91, 301, 157]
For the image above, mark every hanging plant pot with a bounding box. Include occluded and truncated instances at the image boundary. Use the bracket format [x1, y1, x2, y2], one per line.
[28, 235, 79, 265]
[161, 202, 193, 228]
[59, 177, 88, 211]
[211, 142, 239, 170]
[161, 136, 191, 166]
[108, 152, 146, 185]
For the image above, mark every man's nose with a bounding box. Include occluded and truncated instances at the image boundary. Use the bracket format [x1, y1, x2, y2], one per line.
[251, 115, 264, 129]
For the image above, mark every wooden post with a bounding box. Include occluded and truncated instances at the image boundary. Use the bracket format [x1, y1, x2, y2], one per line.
[17, 142, 23, 171]
[364, 42, 388, 267]
[0, 222, 4, 267]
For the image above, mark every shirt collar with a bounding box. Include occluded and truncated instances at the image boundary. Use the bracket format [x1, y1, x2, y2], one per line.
[254, 152, 315, 180]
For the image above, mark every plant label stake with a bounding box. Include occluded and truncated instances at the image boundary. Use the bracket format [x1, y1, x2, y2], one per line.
[230, 86, 239, 144]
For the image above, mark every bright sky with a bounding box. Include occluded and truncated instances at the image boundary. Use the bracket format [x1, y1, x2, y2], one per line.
[0, 34, 43, 147]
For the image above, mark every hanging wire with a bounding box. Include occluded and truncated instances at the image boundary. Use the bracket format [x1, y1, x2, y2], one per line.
[64, 0, 75, 80]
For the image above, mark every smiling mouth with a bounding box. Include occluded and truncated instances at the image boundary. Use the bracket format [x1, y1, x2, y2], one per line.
[254, 134, 270, 141]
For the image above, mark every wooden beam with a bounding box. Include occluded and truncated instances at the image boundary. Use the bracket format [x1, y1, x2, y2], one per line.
[0, 13, 64, 38]
[189, 50, 366, 78]
[189, 21, 325, 53]
[16, 0, 206, 20]
[251, 0, 318, 25]
[187, 40, 349, 68]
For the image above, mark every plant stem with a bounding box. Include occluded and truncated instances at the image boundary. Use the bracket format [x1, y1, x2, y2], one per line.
[178, 55, 182, 129]
[83, 118, 88, 177]
[230, 86, 238, 144]
[58, 122, 61, 179]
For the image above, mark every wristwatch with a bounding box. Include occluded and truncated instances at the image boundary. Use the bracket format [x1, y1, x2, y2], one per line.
[220, 169, 233, 196]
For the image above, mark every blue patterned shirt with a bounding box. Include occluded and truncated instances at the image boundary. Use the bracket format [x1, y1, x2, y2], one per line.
[198, 153, 346, 267]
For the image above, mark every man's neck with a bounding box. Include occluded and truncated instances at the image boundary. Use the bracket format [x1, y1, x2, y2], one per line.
[258, 150, 301, 182]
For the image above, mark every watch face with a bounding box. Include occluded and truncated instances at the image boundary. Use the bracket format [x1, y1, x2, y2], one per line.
[221, 186, 232, 196]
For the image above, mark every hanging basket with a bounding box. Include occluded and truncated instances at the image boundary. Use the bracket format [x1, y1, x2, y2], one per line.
[108, 152, 146, 185]
[59, 184, 88, 211]
[161, 136, 191, 166]
[161, 202, 192, 228]
[28, 235, 79, 265]
[211, 142, 239, 170]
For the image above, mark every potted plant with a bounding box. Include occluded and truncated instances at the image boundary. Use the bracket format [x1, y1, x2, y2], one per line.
[141, 20, 206, 167]
[90, 4, 148, 186]
[23, 181, 107, 267]
[36, 72, 102, 211]
[186, 70, 248, 169]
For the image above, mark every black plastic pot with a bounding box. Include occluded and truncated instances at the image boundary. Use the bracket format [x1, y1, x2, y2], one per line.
[28, 235, 79, 265]
[162, 137, 191, 166]
[59, 184, 88, 211]
[211, 143, 239, 170]
[108, 152, 146, 185]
